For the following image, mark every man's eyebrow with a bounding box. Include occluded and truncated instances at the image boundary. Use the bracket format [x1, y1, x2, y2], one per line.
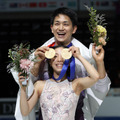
[54, 21, 69, 23]
[54, 21, 59, 23]
[63, 21, 69, 23]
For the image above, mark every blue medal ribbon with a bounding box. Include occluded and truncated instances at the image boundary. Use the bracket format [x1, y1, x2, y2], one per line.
[67, 56, 75, 81]
[52, 43, 75, 81]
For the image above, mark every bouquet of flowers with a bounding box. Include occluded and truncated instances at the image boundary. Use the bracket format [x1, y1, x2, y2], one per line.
[85, 5, 109, 46]
[7, 43, 36, 86]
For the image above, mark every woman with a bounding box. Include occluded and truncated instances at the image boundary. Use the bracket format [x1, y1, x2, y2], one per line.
[19, 45, 99, 120]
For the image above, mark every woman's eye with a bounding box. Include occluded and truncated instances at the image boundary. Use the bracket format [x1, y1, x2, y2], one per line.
[54, 55, 57, 58]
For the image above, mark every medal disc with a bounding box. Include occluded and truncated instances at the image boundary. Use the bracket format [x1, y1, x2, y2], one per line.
[45, 48, 55, 59]
[61, 48, 72, 59]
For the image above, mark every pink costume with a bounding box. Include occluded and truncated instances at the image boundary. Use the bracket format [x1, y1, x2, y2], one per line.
[40, 79, 79, 120]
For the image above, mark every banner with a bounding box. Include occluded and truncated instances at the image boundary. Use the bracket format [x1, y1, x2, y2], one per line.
[0, 98, 16, 118]
[0, 0, 118, 12]
[0, 0, 77, 12]
[80, 0, 118, 10]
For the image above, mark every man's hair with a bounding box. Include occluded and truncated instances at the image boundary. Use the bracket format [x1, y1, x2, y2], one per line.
[50, 7, 78, 26]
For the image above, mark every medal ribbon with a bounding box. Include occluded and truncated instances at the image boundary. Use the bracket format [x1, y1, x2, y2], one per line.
[48, 42, 75, 81]
[66, 43, 75, 81]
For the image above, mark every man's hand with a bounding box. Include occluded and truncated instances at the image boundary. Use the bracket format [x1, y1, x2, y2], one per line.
[92, 44, 106, 79]
[31, 46, 49, 77]
[34, 46, 49, 62]
[92, 44, 105, 63]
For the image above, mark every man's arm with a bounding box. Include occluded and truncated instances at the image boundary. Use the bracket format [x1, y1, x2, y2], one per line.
[30, 60, 41, 77]
[92, 45, 106, 79]
[83, 44, 111, 119]
[92, 44, 111, 93]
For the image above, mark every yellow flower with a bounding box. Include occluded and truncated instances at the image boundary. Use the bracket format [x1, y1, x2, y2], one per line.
[96, 25, 107, 37]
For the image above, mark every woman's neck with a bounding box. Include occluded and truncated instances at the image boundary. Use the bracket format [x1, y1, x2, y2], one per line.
[52, 73, 67, 82]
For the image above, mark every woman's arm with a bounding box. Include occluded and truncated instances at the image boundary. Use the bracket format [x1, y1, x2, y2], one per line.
[19, 73, 42, 116]
[69, 47, 99, 92]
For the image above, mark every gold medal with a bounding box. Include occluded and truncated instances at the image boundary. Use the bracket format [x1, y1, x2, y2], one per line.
[61, 48, 72, 59]
[45, 48, 55, 59]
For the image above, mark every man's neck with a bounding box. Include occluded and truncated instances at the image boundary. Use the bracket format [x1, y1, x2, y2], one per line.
[55, 38, 73, 46]
[56, 41, 72, 47]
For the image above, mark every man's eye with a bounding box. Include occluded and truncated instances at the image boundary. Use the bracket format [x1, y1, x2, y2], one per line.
[55, 23, 59, 26]
[64, 24, 69, 26]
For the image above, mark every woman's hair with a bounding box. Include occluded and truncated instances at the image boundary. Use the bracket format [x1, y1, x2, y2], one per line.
[50, 7, 78, 27]
[47, 45, 70, 80]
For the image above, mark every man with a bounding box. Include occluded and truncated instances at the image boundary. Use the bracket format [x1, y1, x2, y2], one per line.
[11, 7, 111, 120]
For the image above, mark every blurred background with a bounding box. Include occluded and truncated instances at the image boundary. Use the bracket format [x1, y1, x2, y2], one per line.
[0, 0, 120, 120]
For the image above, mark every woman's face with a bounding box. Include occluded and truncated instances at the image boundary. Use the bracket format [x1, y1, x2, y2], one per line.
[51, 14, 77, 46]
[50, 47, 65, 75]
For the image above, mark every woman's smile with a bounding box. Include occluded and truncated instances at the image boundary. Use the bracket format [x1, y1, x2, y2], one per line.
[56, 62, 63, 69]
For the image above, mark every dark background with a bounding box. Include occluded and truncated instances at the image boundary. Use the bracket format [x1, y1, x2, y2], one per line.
[0, 1, 120, 98]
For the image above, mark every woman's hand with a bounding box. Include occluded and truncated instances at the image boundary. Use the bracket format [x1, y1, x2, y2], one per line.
[18, 73, 28, 89]
[69, 46, 81, 59]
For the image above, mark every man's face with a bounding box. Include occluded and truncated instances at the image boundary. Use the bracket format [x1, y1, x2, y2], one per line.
[51, 14, 77, 46]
